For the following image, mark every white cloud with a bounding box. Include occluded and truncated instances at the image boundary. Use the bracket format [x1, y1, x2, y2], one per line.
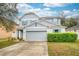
[37, 11, 53, 17]
[30, 8, 51, 13]
[17, 3, 33, 9]
[31, 8, 53, 17]
[63, 10, 72, 15]
[17, 3, 33, 13]
[66, 14, 79, 18]
[30, 8, 41, 12]
[17, 3, 54, 17]
[59, 10, 72, 18]
[65, 10, 79, 18]
[70, 14, 79, 18]
[43, 3, 65, 7]
[59, 10, 79, 18]
[43, 8, 50, 10]
[73, 9, 76, 11]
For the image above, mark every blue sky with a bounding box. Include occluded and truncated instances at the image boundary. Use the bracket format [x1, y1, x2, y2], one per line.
[28, 3, 79, 11]
[17, 3, 79, 18]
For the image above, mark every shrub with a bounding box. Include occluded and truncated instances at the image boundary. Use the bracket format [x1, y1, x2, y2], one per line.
[47, 32, 77, 42]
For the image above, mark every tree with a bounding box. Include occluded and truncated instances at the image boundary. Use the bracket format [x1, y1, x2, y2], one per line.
[0, 3, 18, 32]
[59, 11, 77, 28]
[0, 3, 18, 19]
[59, 11, 66, 26]
[0, 16, 17, 32]
[62, 18, 77, 28]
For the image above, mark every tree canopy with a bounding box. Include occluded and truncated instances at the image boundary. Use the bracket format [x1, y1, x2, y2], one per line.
[61, 18, 78, 28]
[0, 3, 18, 32]
[0, 16, 17, 32]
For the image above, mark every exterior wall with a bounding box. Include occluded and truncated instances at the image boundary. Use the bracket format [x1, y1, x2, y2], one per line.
[47, 29, 53, 32]
[12, 31, 18, 38]
[28, 23, 46, 27]
[21, 14, 39, 25]
[26, 27, 47, 31]
[18, 30, 23, 39]
[23, 29, 27, 41]
[46, 27, 65, 33]
[60, 28, 65, 32]
[12, 30, 23, 39]
[57, 19, 61, 25]
[51, 27, 65, 32]
[39, 21, 52, 26]
[53, 18, 58, 25]
[44, 18, 61, 25]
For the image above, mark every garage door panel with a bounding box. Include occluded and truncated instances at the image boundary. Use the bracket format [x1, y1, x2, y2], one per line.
[26, 31, 47, 41]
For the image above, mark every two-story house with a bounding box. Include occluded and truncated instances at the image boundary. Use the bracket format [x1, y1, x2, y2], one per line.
[12, 12, 66, 41]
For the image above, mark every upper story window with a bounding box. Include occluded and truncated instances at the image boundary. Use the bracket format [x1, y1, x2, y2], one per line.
[57, 19, 61, 25]
[22, 20, 28, 25]
[35, 22, 37, 27]
[53, 18, 57, 24]
[53, 18, 61, 25]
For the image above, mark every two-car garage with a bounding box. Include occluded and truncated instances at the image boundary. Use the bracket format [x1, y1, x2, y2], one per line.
[26, 27, 47, 41]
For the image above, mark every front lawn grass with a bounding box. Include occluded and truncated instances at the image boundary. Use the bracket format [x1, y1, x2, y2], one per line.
[48, 40, 79, 56]
[0, 38, 19, 49]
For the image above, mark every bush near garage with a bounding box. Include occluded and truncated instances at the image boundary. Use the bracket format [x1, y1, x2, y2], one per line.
[47, 32, 77, 42]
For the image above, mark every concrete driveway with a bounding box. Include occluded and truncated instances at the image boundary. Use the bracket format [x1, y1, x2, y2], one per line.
[0, 42, 48, 56]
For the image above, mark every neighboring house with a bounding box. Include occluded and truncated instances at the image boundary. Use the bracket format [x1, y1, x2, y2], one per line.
[66, 24, 79, 39]
[66, 25, 79, 32]
[12, 12, 66, 41]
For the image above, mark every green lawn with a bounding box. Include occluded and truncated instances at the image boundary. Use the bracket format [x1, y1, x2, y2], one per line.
[0, 38, 19, 49]
[48, 40, 79, 56]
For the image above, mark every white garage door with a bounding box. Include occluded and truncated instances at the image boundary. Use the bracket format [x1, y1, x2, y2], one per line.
[26, 31, 47, 41]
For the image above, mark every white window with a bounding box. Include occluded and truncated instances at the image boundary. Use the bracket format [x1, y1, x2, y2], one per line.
[53, 18, 58, 24]
[22, 21, 28, 25]
[57, 19, 61, 25]
[35, 22, 37, 27]
[53, 18, 61, 25]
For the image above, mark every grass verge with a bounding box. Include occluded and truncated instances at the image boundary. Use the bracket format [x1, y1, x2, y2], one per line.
[0, 38, 19, 49]
[48, 40, 79, 56]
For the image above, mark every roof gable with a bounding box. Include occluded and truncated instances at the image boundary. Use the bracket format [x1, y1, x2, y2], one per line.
[20, 12, 39, 21]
